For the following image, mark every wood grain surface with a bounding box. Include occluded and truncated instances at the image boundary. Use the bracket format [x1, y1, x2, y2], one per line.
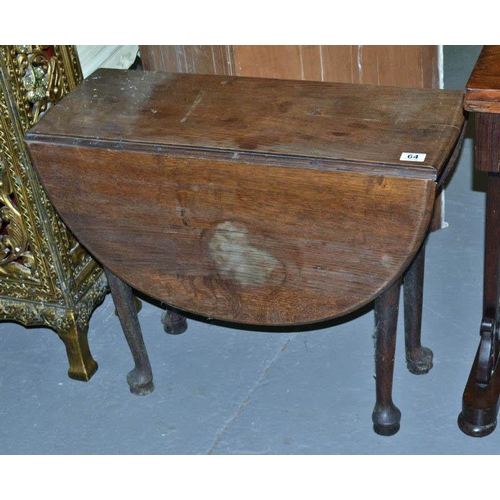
[139, 45, 440, 89]
[25, 69, 465, 325]
[140, 45, 235, 76]
[27, 69, 464, 179]
[233, 46, 440, 88]
[465, 46, 500, 113]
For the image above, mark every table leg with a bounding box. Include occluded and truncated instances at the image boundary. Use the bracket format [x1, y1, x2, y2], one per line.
[459, 173, 500, 436]
[372, 278, 402, 436]
[403, 241, 434, 375]
[161, 307, 188, 335]
[104, 268, 154, 396]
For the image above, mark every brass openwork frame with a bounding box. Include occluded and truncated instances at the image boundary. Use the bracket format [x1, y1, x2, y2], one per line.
[0, 45, 108, 381]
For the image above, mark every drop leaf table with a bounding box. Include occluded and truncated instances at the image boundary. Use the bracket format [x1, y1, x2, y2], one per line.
[24, 68, 465, 435]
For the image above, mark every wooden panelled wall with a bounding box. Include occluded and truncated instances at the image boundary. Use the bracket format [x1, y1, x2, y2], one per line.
[139, 45, 440, 89]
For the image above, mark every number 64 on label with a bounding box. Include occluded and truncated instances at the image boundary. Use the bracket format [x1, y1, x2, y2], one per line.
[400, 152, 427, 162]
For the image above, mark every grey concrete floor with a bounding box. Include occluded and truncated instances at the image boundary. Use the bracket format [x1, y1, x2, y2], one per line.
[0, 45, 495, 455]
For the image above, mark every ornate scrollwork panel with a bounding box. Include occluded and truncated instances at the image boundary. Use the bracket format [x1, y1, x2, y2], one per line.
[0, 150, 39, 283]
[2, 45, 82, 132]
[0, 44, 106, 380]
[0, 45, 100, 304]
[0, 271, 108, 333]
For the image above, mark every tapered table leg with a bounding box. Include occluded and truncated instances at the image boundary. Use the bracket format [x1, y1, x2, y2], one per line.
[404, 241, 434, 375]
[372, 278, 402, 436]
[161, 307, 188, 335]
[104, 268, 154, 396]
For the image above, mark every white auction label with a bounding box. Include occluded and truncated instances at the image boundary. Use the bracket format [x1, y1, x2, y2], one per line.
[400, 152, 427, 162]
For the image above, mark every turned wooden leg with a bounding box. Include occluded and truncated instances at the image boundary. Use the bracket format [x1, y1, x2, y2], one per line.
[372, 278, 402, 436]
[403, 241, 433, 375]
[104, 268, 154, 396]
[161, 307, 188, 335]
[57, 318, 98, 382]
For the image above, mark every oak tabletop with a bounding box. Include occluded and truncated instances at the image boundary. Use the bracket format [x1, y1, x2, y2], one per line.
[27, 68, 465, 181]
